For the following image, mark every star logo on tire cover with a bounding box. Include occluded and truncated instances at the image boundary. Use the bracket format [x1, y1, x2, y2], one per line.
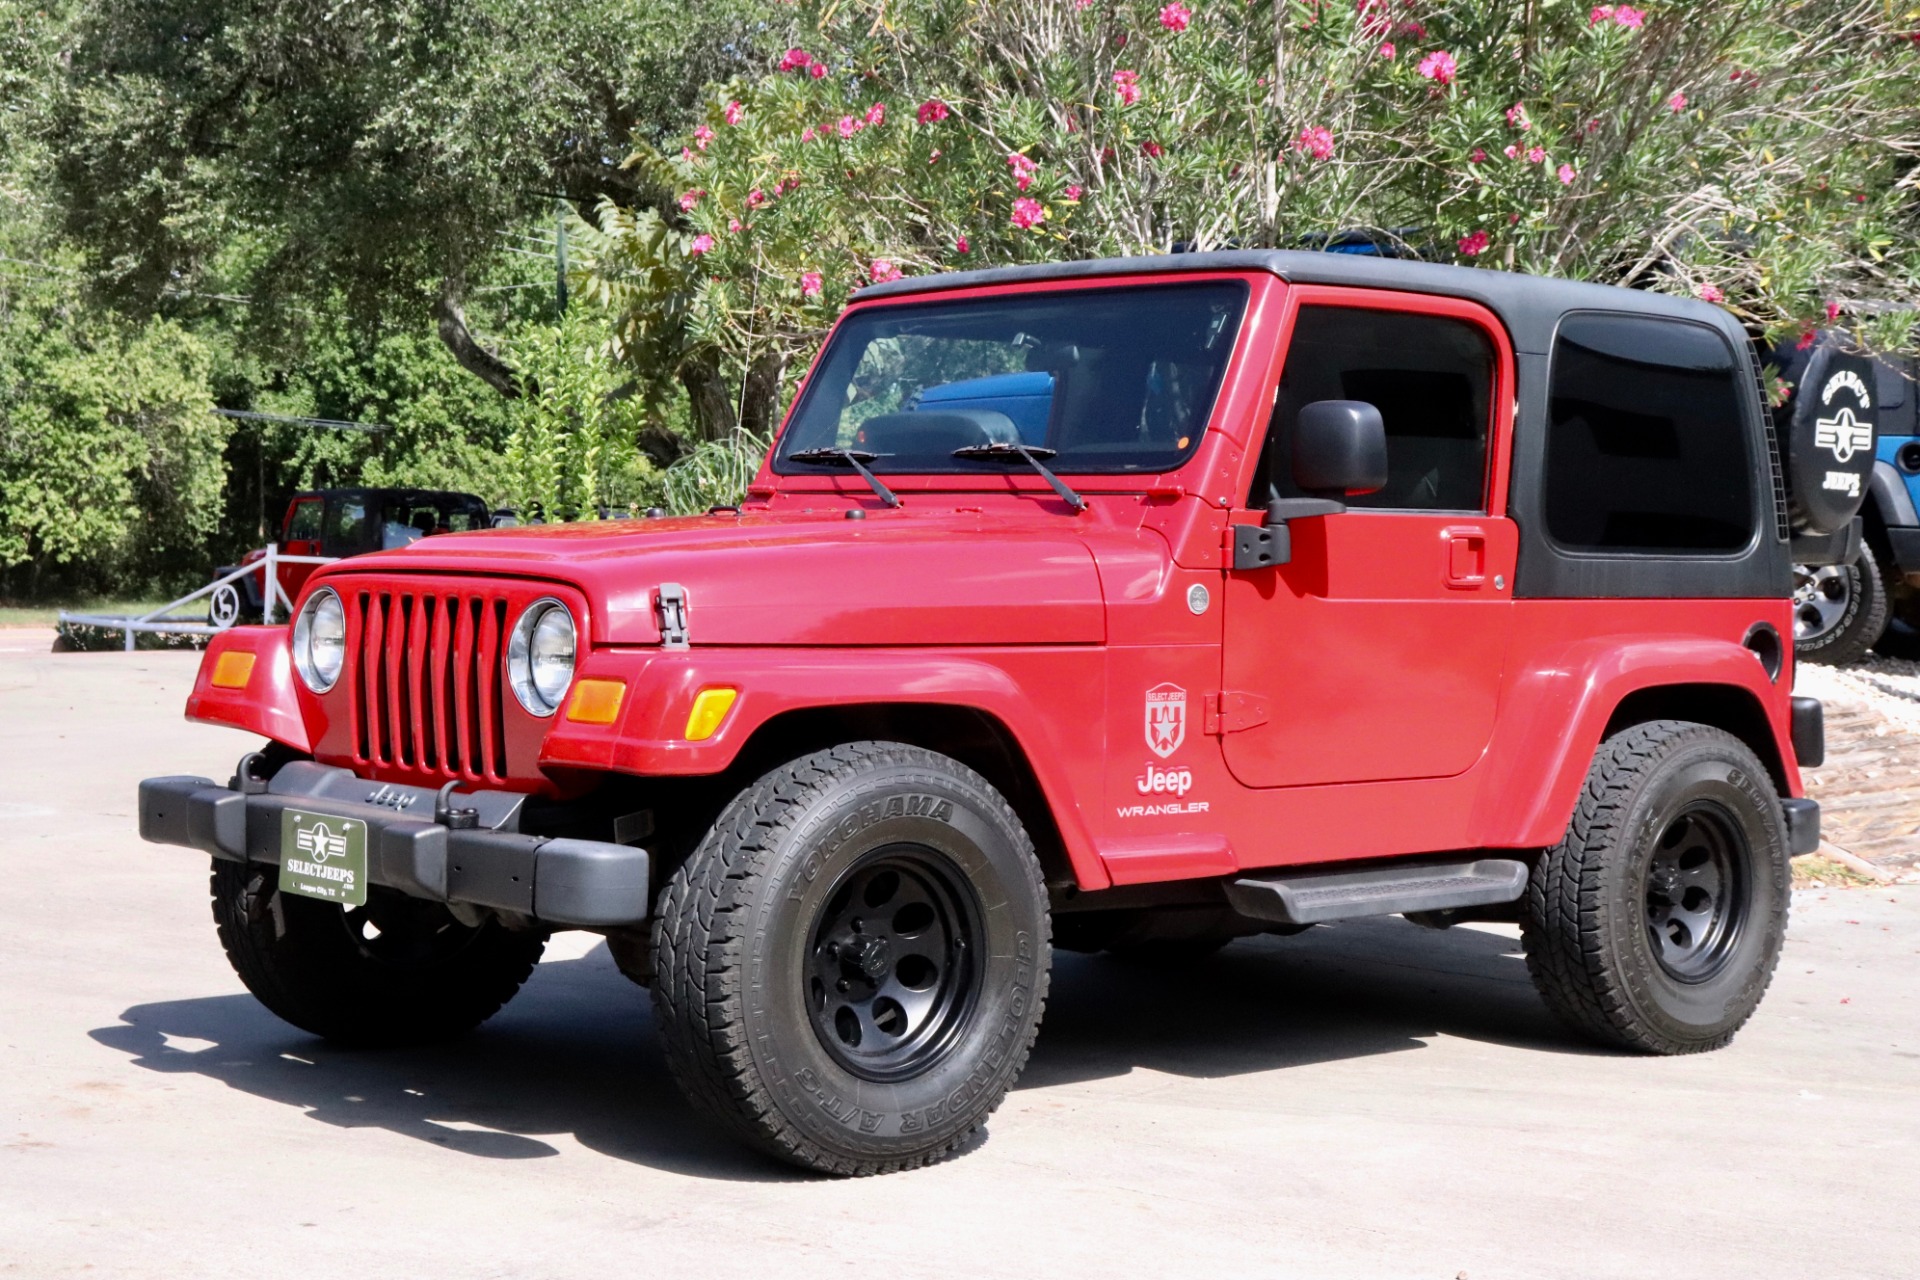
[1815, 406, 1872, 464]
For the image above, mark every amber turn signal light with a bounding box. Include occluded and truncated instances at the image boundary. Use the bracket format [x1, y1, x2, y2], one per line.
[685, 687, 738, 741]
[209, 651, 256, 690]
[564, 679, 626, 725]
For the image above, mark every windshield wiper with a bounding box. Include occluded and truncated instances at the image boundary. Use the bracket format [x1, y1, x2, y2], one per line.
[788, 447, 901, 508]
[951, 442, 1087, 513]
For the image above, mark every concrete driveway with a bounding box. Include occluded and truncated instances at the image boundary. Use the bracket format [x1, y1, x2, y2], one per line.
[2, 636, 1915, 1279]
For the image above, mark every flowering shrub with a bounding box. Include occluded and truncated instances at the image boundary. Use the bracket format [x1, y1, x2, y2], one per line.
[576, 0, 1920, 441]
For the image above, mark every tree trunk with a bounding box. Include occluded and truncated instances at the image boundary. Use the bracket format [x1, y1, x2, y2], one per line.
[679, 351, 737, 442]
[435, 278, 523, 399]
[739, 352, 788, 440]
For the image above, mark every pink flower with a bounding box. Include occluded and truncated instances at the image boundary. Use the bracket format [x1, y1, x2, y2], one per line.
[1379, 42, 1396, 59]
[1458, 229, 1490, 256]
[747, 189, 767, 208]
[800, 270, 823, 297]
[689, 234, 715, 256]
[870, 259, 903, 284]
[724, 100, 744, 126]
[800, 126, 817, 143]
[917, 100, 949, 125]
[1295, 126, 1335, 161]
[1064, 184, 1084, 201]
[727, 217, 742, 233]
[1470, 148, 1487, 163]
[1141, 140, 1164, 158]
[809, 62, 827, 79]
[1698, 284, 1724, 303]
[1113, 69, 1141, 106]
[1590, 5, 1615, 22]
[956, 235, 970, 254]
[1400, 19, 1426, 37]
[677, 189, 703, 212]
[865, 102, 886, 127]
[1797, 330, 1817, 350]
[1358, 0, 1391, 37]
[1011, 197, 1047, 229]
[1557, 163, 1577, 184]
[1503, 144, 1519, 159]
[1159, 3, 1192, 32]
[928, 149, 942, 164]
[1527, 146, 1546, 164]
[1825, 300, 1842, 322]
[1075, 0, 1093, 8]
[1668, 91, 1687, 112]
[778, 47, 809, 72]
[1417, 50, 1457, 85]
[1008, 152, 1039, 191]
[693, 125, 715, 151]
[837, 116, 861, 139]
[1613, 6, 1644, 27]
[680, 147, 695, 163]
[1506, 101, 1532, 130]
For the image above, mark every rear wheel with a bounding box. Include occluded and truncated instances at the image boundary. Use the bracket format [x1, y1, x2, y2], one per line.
[1793, 541, 1888, 664]
[1520, 721, 1789, 1054]
[652, 742, 1050, 1176]
[210, 860, 546, 1046]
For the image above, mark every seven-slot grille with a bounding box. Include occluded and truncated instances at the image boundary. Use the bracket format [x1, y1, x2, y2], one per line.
[345, 587, 512, 783]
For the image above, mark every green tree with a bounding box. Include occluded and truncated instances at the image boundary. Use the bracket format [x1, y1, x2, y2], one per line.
[580, 0, 1920, 437]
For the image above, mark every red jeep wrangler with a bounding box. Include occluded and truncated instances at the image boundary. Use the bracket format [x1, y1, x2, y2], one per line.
[141, 252, 1853, 1176]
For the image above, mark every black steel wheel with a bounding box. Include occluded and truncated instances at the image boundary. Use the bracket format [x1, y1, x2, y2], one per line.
[653, 742, 1050, 1176]
[1522, 720, 1790, 1055]
[1642, 804, 1748, 982]
[210, 861, 546, 1047]
[806, 849, 983, 1082]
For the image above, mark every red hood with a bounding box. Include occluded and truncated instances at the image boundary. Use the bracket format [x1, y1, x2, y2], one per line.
[307, 508, 1112, 646]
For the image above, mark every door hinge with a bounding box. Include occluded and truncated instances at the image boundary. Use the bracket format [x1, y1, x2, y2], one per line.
[1204, 691, 1270, 735]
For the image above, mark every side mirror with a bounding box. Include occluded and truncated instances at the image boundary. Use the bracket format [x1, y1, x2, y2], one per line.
[1231, 400, 1388, 573]
[1293, 400, 1387, 497]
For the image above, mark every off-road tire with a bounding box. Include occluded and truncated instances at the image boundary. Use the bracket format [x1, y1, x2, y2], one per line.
[210, 859, 546, 1046]
[652, 742, 1051, 1176]
[1520, 721, 1790, 1055]
[1794, 540, 1889, 665]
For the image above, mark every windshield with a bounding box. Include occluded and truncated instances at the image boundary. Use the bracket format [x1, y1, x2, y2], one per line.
[774, 281, 1248, 475]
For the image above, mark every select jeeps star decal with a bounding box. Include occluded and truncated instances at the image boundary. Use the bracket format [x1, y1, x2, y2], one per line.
[1815, 369, 1873, 464]
[1145, 682, 1186, 759]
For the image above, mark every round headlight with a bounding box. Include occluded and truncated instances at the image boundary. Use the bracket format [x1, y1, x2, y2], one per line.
[508, 599, 576, 717]
[292, 588, 346, 693]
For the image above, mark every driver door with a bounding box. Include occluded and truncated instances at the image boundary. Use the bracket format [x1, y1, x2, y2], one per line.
[1220, 289, 1517, 788]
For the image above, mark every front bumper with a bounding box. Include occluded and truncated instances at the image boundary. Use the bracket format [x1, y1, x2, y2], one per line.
[138, 761, 649, 927]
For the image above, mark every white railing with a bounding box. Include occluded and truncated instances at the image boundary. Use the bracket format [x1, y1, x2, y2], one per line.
[58, 544, 337, 652]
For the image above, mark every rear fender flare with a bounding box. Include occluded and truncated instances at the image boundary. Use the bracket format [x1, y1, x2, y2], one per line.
[1470, 637, 1796, 849]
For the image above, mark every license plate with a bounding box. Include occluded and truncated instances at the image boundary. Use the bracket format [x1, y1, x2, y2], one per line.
[280, 809, 369, 907]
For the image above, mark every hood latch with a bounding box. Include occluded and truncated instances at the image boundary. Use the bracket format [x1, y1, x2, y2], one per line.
[656, 582, 690, 649]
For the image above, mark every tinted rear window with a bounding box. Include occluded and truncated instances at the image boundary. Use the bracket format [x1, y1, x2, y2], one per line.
[1545, 314, 1754, 554]
[774, 282, 1247, 474]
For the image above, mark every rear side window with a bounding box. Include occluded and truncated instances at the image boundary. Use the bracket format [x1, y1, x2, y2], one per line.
[1546, 314, 1754, 554]
[1263, 305, 1495, 511]
[284, 499, 322, 543]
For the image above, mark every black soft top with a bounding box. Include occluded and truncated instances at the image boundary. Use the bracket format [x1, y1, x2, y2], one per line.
[854, 249, 1747, 358]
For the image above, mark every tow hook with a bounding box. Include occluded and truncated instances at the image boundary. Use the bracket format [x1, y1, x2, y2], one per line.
[435, 780, 480, 830]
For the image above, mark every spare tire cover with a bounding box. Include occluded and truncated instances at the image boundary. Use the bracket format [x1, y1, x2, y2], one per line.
[1778, 339, 1878, 535]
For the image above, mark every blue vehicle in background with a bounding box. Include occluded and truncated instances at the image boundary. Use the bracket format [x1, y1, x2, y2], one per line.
[1790, 349, 1920, 664]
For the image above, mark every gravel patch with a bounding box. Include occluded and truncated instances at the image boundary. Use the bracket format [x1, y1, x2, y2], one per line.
[1794, 656, 1920, 879]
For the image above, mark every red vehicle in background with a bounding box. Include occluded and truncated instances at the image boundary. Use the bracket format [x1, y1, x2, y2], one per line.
[206, 488, 494, 627]
[143, 251, 1866, 1176]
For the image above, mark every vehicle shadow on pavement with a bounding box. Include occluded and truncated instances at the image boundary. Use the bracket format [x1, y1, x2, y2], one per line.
[89, 917, 1583, 1180]
[1024, 915, 1586, 1089]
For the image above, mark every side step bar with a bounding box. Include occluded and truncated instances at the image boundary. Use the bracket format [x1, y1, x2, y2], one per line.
[1223, 858, 1530, 927]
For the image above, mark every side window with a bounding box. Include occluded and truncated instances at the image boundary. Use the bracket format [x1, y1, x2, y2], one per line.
[1260, 305, 1495, 511]
[284, 499, 322, 543]
[1546, 314, 1753, 554]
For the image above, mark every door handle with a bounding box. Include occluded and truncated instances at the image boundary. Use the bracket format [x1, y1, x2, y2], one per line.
[1443, 526, 1487, 589]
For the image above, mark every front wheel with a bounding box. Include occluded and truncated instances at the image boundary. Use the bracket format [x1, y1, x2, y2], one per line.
[652, 743, 1051, 1175]
[210, 861, 546, 1046]
[1520, 721, 1789, 1055]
